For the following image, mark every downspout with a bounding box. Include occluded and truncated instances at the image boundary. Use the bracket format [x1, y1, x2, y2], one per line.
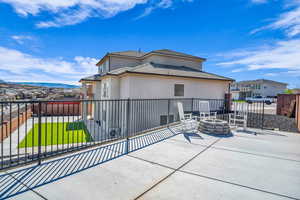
[109, 56, 111, 72]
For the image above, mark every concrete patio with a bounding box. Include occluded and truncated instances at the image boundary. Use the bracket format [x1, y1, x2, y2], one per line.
[0, 125, 300, 200]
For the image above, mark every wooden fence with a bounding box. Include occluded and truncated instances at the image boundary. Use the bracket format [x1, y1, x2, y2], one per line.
[0, 109, 32, 142]
[296, 95, 300, 132]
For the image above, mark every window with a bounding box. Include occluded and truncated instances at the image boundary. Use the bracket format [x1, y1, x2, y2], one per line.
[102, 83, 108, 98]
[98, 59, 109, 74]
[174, 84, 184, 97]
[160, 115, 174, 126]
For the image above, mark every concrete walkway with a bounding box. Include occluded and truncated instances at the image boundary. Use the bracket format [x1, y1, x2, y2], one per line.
[0, 126, 300, 200]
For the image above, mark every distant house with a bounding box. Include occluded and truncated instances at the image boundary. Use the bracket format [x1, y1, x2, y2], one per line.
[79, 49, 233, 136]
[80, 49, 233, 100]
[231, 79, 288, 100]
[291, 88, 300, 94]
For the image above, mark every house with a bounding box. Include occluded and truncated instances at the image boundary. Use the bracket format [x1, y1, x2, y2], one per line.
[231, 79, 288, 100]
[80, 49, 233, 100]
[291, 88, 300, 94]
[80, 49, 233, 137]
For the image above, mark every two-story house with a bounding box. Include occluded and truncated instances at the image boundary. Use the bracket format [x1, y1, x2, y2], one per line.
[80, 49, 233, 137]
[231, 79, 288, 100]
[81, 49, 233, 100]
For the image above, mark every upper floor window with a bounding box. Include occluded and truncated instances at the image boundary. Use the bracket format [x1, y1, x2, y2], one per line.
[98, 59, 109, 74]
[174, 84, 184, 97]
[98, 66, 103, 74]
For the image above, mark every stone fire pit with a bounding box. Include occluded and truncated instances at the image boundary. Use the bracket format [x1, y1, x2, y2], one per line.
[198, 119, 230, 135]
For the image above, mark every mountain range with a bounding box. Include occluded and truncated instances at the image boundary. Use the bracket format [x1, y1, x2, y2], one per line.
[2, 81, 80, 88]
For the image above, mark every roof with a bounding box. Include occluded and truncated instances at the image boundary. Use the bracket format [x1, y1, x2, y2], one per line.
[79, 74, 102, 82]
[107, 62, 233, 81]
[110, 50, 146, 57]
[236, 79, 287, 85]
[96, 49, 206, 66]
[149, 49, 206, 60]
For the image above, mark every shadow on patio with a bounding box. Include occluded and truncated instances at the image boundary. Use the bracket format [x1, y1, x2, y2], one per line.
[0, 125, 185, 199]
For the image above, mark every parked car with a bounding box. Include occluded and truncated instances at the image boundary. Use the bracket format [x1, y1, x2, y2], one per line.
[246, 96, 273, 105]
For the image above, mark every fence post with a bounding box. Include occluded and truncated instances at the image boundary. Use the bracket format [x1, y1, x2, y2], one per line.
[37, 102, 42, 165]
[126, 98, 130, 154]
[261, 102, 265, 130]
[167, 99, 170, 128]
[191, 98, 194, 113]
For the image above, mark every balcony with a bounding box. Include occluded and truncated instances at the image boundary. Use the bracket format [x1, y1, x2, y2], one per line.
[0, 98, 299, 199]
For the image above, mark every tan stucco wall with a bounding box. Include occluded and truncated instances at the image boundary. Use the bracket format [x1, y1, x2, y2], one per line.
[100, 76, 120, 99]
[118, 74, 229, 99]
[142, 55, 202, 71]
[109, 56, 141, 71]
[120, 76, 130, 99]
[93, 82, 102, 100]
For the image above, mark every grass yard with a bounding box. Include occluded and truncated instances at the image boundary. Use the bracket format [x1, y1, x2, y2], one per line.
[233, 100, 246, 103]
[18, 122, 92, 148]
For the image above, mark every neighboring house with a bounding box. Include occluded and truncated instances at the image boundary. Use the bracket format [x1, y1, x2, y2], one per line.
[291, 88, 300, 94]
[80, 49, 233, 136]
[231, 79, 288, 100]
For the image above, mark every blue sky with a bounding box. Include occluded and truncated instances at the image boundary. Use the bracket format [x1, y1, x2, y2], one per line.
[0, 0, 299, 87]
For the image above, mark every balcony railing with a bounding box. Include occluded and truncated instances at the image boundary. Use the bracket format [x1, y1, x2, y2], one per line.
[0, 98, 230, 171]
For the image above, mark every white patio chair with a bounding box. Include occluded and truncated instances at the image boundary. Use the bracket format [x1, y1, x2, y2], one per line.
[198, 101, 217, 120]
[229, 102, 247, 131]
[177, 102, 198, 132]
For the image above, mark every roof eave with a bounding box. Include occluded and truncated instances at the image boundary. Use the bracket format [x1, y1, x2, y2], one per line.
[96, 50, 207, 67]
[96, 53, 110, 66]
[117, 71, 234, 82]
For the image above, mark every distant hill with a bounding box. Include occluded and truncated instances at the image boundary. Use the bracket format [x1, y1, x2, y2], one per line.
[10, 82, 80, 88]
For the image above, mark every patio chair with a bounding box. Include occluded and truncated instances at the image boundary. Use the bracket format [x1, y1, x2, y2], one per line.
[229, 102, 248, 131]
[198, 101, 217, 120]
[177, 102, 198, 132]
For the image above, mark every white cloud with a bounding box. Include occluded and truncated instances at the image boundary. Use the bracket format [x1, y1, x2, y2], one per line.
[217, 39, 300, 76]
[11, 35, 34, 44]
[0, 46, 98, 84]
[251, 1, 300, 37]
[251, 0, 268, 4]
[135, 0, 174, 19]
[231, 68, 245, 73]
[0, 0, 188, 27]
[264, 72, 279, 76]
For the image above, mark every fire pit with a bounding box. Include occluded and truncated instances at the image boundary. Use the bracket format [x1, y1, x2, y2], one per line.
[198, 119, 230, 135]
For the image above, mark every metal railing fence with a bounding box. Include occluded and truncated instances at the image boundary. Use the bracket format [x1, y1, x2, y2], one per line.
[0, 98, 228, 170]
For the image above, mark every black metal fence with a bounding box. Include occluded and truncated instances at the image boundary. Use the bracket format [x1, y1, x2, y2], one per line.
[0, 98, 228, 171]
[231, 101, 266, 129]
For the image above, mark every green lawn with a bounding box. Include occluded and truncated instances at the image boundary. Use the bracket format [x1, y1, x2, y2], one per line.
[233, 100, 246, 103]
[18, 122, 92, 148]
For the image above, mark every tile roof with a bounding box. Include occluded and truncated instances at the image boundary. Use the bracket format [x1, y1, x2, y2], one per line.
[108, 49, 205, 60]
[79, 74, 102, 82]
[108, 62, 233, 81]
[110, 50, 146, 57]
[150, 49, 205, 60]
[236, 79, 287, 85]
